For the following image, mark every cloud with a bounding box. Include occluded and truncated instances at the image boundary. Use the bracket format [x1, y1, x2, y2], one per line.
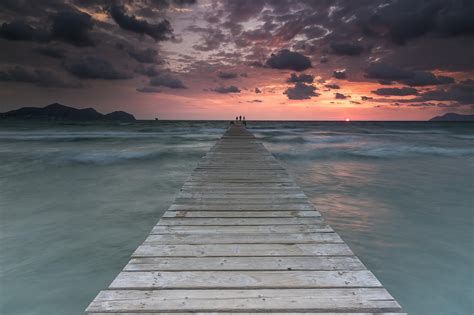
[266, 49, 311, 71]
[0, 10, 95, 47]
[378, 79, 393, 85]
[361, 96, 373, 101]
[0, 65, 81, 88]
[0, 20, 48, 41]
[135, 64, 159, 77]
[409, 83, 474, 105]
[136, 86, 161, 93]
[372, 87, 418, 96]
[248, 99, 263, 103]
[255, 87, 261, 93]
[224, 0, 265, 23]
[366, 62, 455, 86]
[128, 47, 158, 63]
[333, 69, 347, 79]
[363, 0, 474, 45]
[330, 42, 364, 56]
[320, 56, 329, 63]
[401, 72, 455, 86]
[51, 10, 94, 46]
[63, 57, 132, 80]
[149, 73, 186, 89]
[109, 5, 173, 41]
[213, 85, 240, 93]
[335, 92, 347, 99]
[188, 26, 226, 51]
[218, 71, 238, 79]
[284, 82, 319, 100]
[287, 73, 314, 83]
[33, 47, 65, 59]
[325, 83, 340, 89]
[365, 63, 412, 80]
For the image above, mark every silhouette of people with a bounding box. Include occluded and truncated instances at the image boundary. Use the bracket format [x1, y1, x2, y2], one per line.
[243, 116, 246, 126]
[239, 115, 242, 121]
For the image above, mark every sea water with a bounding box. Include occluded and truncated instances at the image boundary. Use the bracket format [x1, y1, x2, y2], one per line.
[0, 120, 472, 314]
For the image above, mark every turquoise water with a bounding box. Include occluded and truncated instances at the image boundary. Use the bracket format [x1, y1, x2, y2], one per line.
[0, 120, 473, 314]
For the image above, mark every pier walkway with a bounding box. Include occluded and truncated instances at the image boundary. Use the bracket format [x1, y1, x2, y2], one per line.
[86, 124, 404, 314]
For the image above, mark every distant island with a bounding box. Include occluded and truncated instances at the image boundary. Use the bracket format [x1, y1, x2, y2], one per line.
[0, 103, 136, 121]
[430, 113, 474, 122]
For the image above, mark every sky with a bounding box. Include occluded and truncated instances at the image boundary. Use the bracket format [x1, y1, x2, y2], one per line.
[0, 0, 473, 120]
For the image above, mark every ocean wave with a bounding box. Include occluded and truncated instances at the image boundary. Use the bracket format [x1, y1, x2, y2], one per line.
[0, 131, 220, 144]
[36, 148, 208, 165]
[259, 134, 359, 145]
[273, 144, 474, 160]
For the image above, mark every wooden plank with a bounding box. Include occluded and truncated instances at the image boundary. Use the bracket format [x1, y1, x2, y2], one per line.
[109, 270, 382, 289]
[156, 217, 323, 226]
[132, 243, 353, 257]
[168, 204, 316, 211]
[162, 211, 320, 218]
[143, 232, 342, 244]
[124, 256, 366, 271]
[173, 198, 311, 204]
[86, 288, 402, 313]
[151, 225, 333, 234]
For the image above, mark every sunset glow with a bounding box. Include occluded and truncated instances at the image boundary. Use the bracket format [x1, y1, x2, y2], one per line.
[0, 0, 472, 119]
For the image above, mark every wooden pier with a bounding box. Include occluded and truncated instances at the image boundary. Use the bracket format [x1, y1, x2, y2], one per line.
[86, 124, 404, 314]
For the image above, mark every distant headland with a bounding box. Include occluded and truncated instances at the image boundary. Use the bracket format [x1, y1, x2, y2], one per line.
[429, 113, 474, 122]
[0, 103, 136, 121]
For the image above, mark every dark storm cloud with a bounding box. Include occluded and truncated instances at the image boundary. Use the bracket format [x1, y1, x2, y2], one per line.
[325, 84, 340, 89]
[284, 83, 319, 100]
[63, 57, 132, 80]
[0, 65, 81, 88]
[0, 10, 95, 47]
[330, 42, 364, 56]
[128, 47, 158, 63]
[372, 87, 418, 96]
[409, 83, 474, 105]
[401, 72, 455, 86]
[51, 10, 94, 46]
[213, 85, 241, 93]
[224, 0, 265, 23]
[335, 92, 347, 99]
[109, 5, 173, 41]
[365, 63, 413, 80]
[365, 62, 455, 86]
[361, 0, 474, 45]
[266, 49, 311, 72]
[135, 64, 159, 77]
[287, 73, 314, 83]
[116, 43, 160, 64]
[33, 46, 65, 59]
[378, 79, 393, 85]
[333, 69, 347, 79]
[0, 20, 48, 41]
[218, 71, 238, 79]
[136, 86, 161, 93]
[149, 73, 186, 89]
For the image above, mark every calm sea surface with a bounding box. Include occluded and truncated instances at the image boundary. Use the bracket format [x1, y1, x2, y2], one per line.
[0, 120, 473, 314]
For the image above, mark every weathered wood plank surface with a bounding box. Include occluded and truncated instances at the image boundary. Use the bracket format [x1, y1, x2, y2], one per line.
[86, 124, 403, 314]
